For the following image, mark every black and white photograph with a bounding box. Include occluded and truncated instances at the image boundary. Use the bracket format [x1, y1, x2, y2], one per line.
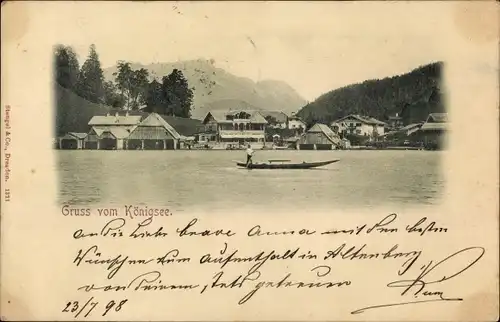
[2, 1, 498, 321]
[53, 3, 448, 212]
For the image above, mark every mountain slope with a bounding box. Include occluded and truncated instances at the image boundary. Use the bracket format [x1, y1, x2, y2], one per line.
[103, 59, 306, 119]
[296, 62, 444, 126]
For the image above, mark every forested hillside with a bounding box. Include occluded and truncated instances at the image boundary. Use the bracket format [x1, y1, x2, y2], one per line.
[55, 84, 110, 135]
[297, 62, 444, 126]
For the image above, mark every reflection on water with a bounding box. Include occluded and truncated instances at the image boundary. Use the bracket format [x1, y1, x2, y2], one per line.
[56, 150, 444, 212]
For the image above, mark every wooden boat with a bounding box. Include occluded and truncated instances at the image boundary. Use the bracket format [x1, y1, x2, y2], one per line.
[236, 159, 340, 169]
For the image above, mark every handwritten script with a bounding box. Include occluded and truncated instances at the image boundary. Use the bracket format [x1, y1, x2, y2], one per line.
[61, 206, 485, 319]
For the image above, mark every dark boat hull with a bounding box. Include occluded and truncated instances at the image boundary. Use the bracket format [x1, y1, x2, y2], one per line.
[236, 159, 339, 169]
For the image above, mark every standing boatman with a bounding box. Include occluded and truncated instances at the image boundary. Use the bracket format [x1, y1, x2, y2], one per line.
[245, 144, 254, 167]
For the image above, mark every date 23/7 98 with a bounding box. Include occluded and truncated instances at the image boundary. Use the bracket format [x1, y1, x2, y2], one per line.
[62, 297, 128, 318]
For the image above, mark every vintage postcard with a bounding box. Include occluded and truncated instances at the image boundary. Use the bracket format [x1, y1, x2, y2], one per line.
[1, 1, 499, 321]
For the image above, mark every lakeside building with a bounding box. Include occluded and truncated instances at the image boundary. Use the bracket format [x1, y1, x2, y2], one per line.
[67, 111, 203, 150]
[415, 113, 448, 149]
[84, 112, 142, 150]
[288, 113, 306, 132]
[331, 114, 386, 138]
[298, 123, 342, 150]
[380, 113, 447, 149]
[259, 111, 288, 129]
[387, 113, 404, 131]
[383, 122, 423, 141]
[400, 122, 424, 136]
[200, 110, 268, 148]
[126, 113, 182, 150]
[59, 132, 87, 149]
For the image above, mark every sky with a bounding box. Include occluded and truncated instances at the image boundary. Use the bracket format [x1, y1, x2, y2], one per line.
[37, 1, 475, 101]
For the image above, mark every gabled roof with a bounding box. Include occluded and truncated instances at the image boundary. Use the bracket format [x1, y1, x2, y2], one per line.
[400, 123, 424, 131]
[160, 115, 204, 136]
[426, 113, 448, 123]
[139, 113, 181, 140]
[109, 127, 133, 139]
[420, 122, 447, 131]
[88, 113, 143, 126]
[128, 126, 175, 140]
[259, 111, 288, 123]
[89, 111, 202, 138]
[228, 110, 268, 123]
[366, 117, 386, 125]
[67, 132, 88, 139]
[249, 112, 267, 123]
[309, 123, 332, 133]
[90, 126, 134, 139]
[202, 110, 268, 124]
[203, 111, 228, 123]
[383, 123, 423, 137]
[333, 114, 386, 126]
[420, 113, 448, 131]
[307, 123, 341, 145]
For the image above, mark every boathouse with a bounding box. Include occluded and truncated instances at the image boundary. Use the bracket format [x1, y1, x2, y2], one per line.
[84, 111, 202, 150]
[127, 112, 182, 150]
[383, 122, 423, 142]
[59, 132, 87, 149]
[85, 112, 142, 150]
[416, 113, 448, 149]
[298, 123, 341, 150]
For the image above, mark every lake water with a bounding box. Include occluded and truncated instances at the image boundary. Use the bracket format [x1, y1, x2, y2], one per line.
[56, 150, 444, 212]
[56, 150, 444, 211]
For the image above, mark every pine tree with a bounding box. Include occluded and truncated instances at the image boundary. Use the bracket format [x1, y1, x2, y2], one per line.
[76, 44, 105, 103]
[54, 45, 80, 136]
[54, 45, 80, 89]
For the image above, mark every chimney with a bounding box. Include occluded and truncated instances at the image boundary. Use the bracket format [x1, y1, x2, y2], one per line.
[115, 112, 119, 117]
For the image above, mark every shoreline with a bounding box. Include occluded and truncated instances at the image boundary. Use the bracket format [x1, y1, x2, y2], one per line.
[54, 146, 438, 152]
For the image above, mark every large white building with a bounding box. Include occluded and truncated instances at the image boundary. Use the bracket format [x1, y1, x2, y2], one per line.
[288, 113, 306, 131]
[331, 114, 386, 137]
